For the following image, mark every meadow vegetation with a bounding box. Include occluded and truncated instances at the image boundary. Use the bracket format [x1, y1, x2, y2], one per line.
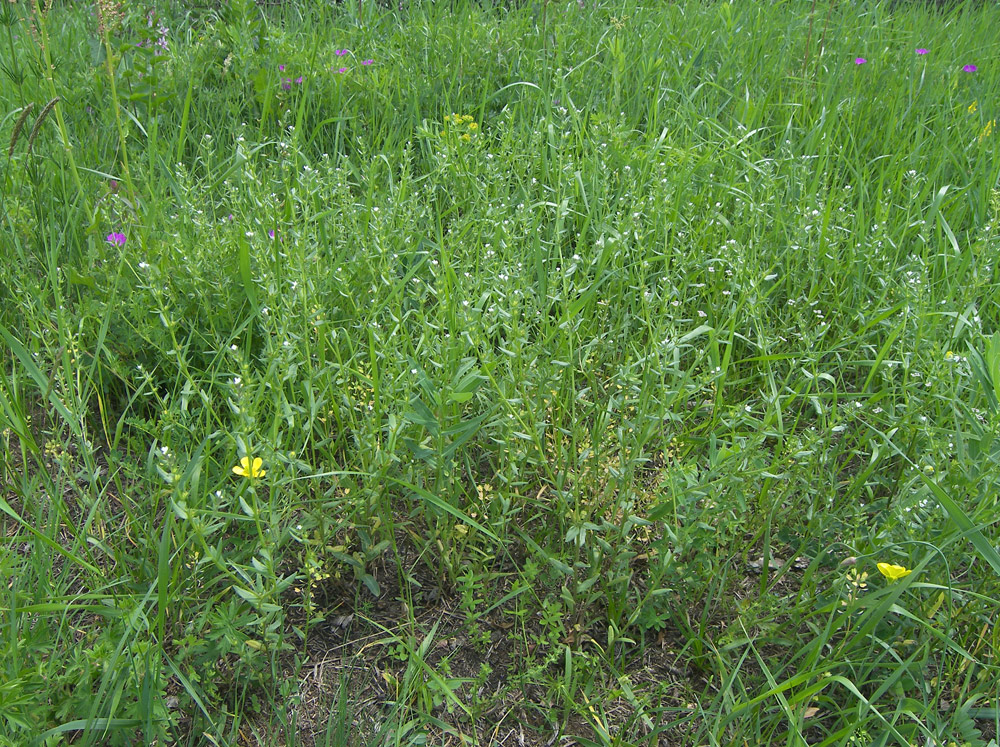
[1, 0, 1000, 744]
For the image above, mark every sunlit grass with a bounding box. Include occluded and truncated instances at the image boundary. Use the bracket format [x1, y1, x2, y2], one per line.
[1, 0, 999, 744]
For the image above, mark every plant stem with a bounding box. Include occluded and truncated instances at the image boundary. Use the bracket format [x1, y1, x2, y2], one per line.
[30, 0, 87, 212]
[102, 30, 139, 212]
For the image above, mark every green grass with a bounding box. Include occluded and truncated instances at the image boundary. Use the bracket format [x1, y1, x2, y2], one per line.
[1, 0, 1000, 744]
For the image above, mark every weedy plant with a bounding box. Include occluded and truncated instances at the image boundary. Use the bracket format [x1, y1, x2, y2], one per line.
[1, 0, 1000, 744]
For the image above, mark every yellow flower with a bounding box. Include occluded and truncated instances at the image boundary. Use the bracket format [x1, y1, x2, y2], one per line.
[233, 456, 266, 479]
[468, 121, 478, 131]
[968, 100, 978, 114]
[460, 133, 471, 142]
[877, 562, 912, 581]
[980, 119, 994, 142]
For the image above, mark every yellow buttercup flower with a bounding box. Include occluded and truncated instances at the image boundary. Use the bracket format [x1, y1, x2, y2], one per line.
[877, 562, 912, 581]
[233, 456, 266, 479]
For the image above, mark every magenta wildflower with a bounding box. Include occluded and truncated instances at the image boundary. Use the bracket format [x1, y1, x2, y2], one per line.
[282, 78, 292, 90]
[335, 67, 348, 73]
[854, 57, 866, 65]
[334, 49, 349, 56]
[278, 64, 285, 71]
[295, 76, 303, 84]
[361, 59, 373, 65]
[106, 232, 126, 247]
[268, 230, 275, 239]
[916, 48, 928, 55]
[109, 179, 119, 193]
[963, 64, 977, 72]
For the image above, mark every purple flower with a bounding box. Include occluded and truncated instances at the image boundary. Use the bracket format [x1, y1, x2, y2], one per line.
[109, 179, 119, 193]
[106, 232, 126, 247]
[282, 78, 292, 90]
[916, 48, 928, 55]
[295, 76, 303, 84]
[335, 49, 349, 56]
[963, 64, 977, 72]
[268, 230, 275, 239]
[278, 64, 285, 72]
[335, 67, 348, 73]
[361, 59, 373, 65]
[854, 57, 866, 65]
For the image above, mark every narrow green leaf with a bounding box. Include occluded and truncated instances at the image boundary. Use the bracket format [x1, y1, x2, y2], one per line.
[383, 476, 500, 543]
[919, 473, 1000, 577]
[0, 323, 81, 437]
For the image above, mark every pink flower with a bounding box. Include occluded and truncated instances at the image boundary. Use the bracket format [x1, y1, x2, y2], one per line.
[281, 78, 292, 90]
[854, 57, 866, 65]
[106, 232, 126, 246]
[362, 59, 373, 65]
[278, 64, 285, 72]
[916, 48, 928, 55]
[335, 67, 347, 73]
[334, 49, 349, 56]
[268, 230, 275, 239]
[295, 76, 303, 84]
[963, 64, 977, 72]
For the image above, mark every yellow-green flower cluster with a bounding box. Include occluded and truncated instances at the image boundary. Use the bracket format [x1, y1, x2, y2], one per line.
[442, 113, 479, 142]
[967, 101, 994, 143]
[979, 119, 994, 143]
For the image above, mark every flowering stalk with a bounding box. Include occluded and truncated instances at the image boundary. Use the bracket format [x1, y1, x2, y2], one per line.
[28, 0, 87, 205]
[99, 19, 138, 209]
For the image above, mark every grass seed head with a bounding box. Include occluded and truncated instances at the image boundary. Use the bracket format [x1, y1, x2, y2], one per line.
[25, 96, 58, 155]
[7, 102, 34, 157]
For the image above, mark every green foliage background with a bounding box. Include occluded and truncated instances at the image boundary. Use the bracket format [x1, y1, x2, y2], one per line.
[1, 0, 999, 744]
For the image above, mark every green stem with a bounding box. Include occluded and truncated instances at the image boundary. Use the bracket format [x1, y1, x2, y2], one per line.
[5, 23, 25, 109]
[31, 0, 87, 211]
[102, 31, 139, 211]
